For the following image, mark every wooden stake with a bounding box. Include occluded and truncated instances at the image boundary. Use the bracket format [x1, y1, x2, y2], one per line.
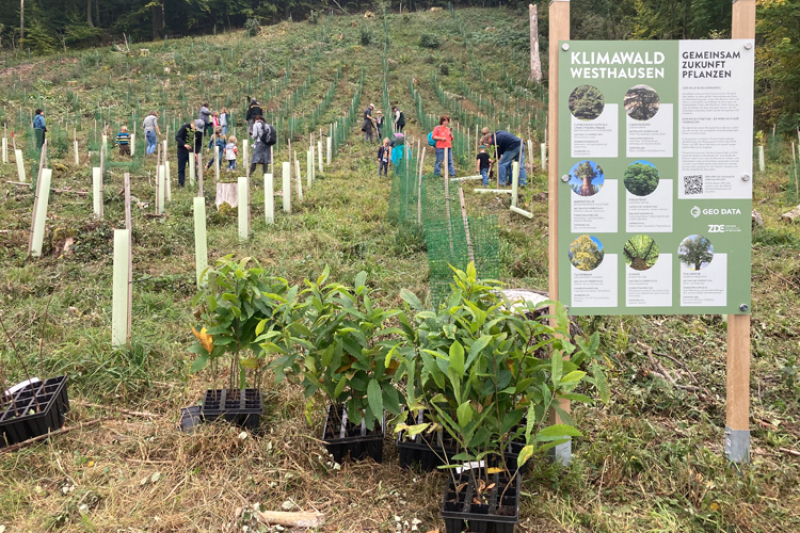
[547, 0, 570, 466]
[29, 169, 52, 258]
[124, 173, 133, 343]
[282, 162, 291, 214]
[726, 0, 755, 465]
[111, 229, 130, 349]
[264, 173, 274, 224]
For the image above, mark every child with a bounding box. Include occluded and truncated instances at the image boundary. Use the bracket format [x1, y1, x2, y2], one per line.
[377, 138, 390, 177]
[205, 127, 227, 172]
[476, 145, 493, 186]
[225, 135, 238, 171]
[116, 125, 131, 157]
[220, 107, 229, 135]
[212, 111, 221, 129]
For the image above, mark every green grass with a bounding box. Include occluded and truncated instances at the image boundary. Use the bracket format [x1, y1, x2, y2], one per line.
[0, 7, 797, 532]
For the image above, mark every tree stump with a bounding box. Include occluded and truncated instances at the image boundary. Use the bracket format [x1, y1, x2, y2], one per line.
[216, 182, 238, 210]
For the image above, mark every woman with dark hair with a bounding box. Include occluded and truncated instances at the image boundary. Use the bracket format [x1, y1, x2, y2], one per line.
[33, 109, 46, 149]
[432, 115, 455, 177]
[250, 115, 271, 176]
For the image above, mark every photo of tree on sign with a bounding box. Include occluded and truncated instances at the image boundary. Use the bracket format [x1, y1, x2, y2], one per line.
[569, 85, 605, 120]
[569, 235, 604, 271]
[624, 234, 659, 271]
[624, 84, 660, 121]
[678, 234, 714, 271]
[568, 160, 605, 196]
[624, 160, 660, 196]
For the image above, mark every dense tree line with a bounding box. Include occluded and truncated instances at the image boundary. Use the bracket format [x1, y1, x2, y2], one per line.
[0, 0, 797, 129]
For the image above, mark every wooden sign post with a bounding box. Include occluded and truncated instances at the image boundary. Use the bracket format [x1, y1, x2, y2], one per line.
[548, 0, 570, 466]
[193, 196, 209, 288]
[111, 229, 130, 349]
[726, 0, 755, 465]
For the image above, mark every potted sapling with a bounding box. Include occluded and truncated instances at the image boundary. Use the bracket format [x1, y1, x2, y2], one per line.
[391, 265, 608, 533]
[189, 256, 292, 430]
[0, 311, 70, 447]
[290, 268, 403, 463]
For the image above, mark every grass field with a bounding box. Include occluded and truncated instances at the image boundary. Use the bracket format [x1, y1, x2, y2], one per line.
[0, 7, 798, 532]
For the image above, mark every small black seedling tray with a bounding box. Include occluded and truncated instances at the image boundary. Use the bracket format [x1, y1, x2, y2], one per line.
[322, 404, 385, 464]
[441, 470, 520, 533]
[0, 376, 70, 447]
[200, 389, 262, 430]
[397, 410, 528, 474]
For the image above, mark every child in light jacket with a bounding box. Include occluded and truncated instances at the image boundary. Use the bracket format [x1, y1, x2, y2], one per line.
[377, 138, 390, 177]
[225, 136, 238, 171]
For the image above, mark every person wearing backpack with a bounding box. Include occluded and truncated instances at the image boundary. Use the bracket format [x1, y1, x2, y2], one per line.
[392, 105, 406, 133]
[250, 115, 274, 177]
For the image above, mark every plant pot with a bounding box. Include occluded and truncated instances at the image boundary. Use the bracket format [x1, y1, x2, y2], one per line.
[398, 409, 528, 475]
[200, 389, 262, 430]
[0, 376, 70, 447]
[322, 404, 384, 464]
[441, 470, 520, 533]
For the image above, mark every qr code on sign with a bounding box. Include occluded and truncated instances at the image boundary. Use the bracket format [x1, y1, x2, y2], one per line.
[684, 175, 703, 195]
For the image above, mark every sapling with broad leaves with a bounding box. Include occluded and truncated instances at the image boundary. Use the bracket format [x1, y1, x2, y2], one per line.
[272, 267, 404, 432]
[189, 255, 293, 392]
[390, 263, 609, 503]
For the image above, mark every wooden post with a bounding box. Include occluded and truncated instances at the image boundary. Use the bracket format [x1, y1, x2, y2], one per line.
[193, 196, 208, 288]
[238, 177, 249, 242]
[15, 149, 26, 182]
[29, 169, 51, 258]
[726, 0, 755, 465]
[264, 173, 274, 224]
[93, 167, 103, 220]
[111, 229, 130, 349]
[124, 173, 133, 343]
[282, 161, 292, 214]
[548, 0, 570, 466]
[529, 4, 543, 82]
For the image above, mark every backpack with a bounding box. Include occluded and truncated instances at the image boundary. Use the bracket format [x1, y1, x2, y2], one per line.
[260, 123, 277, 146]
[427, 131, 436, 147]
[397, 111, 406, 127]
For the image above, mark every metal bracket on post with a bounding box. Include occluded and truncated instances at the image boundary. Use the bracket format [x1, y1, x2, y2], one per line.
[724, 427, 750, 464]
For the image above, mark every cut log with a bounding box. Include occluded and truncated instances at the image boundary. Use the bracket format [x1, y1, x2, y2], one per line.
[240, 508, 324, 529]
[216, 182, 238, 210]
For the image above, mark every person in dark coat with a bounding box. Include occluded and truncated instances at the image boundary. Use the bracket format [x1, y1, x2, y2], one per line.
[246, 98, 263, 135]
[175, 121, 197, 187]
[483, 128, 527, 187]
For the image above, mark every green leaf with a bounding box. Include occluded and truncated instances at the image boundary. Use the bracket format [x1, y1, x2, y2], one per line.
[560, 370, 587, 384]
[190, 353, 209, 373]
[396, 422, 430, 437]
[206, 295, 218, 312]
[465, 335, 492, 371]
[536, 424, 583, 439]
[367, 379, 383, 419]
[449, 341, 465, 375]
[591, 363, 611, 404]
[517, 445, 534, 468]
[334, 375, 348, 399]
[457, 401, 472, 427]
[551, 351, 563, 386]
[383, 384, 402, 416]
[399, 288, 423, 311]
[240, 357, 260, 370]
[466, 261, 477, 282]
[558, 393, 593, 403]
[355, 271, 367, 290]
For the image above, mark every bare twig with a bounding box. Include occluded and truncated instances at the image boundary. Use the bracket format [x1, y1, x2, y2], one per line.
[75, 400, 159, 419]
[0, 419, 103, 454]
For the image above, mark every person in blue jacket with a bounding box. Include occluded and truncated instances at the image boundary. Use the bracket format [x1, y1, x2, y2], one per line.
[33, 109, 46, 149]
[482, 128, 527, 187]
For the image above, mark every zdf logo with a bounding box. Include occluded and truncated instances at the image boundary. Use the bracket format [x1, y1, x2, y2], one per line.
[708, 224, 725, 233]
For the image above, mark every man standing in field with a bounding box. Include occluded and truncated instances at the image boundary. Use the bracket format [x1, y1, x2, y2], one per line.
[175, 121, 197, 188]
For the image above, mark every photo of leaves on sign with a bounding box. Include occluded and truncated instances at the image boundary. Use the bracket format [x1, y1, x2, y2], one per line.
[623, 235, 660, 271]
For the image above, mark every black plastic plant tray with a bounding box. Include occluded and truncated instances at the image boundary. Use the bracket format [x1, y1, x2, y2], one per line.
[200, 389, 262, 430]
[322, 404, 385, 464]
[0, 376, 69, 447]
[441, 470, 520, 533]
[397, 409, 528, 475]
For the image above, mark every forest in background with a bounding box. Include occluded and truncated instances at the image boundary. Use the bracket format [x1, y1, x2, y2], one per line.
[0, 0, 797, 130]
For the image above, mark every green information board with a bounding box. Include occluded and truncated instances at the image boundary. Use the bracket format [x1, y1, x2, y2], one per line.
[558, 39, 754, 315]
